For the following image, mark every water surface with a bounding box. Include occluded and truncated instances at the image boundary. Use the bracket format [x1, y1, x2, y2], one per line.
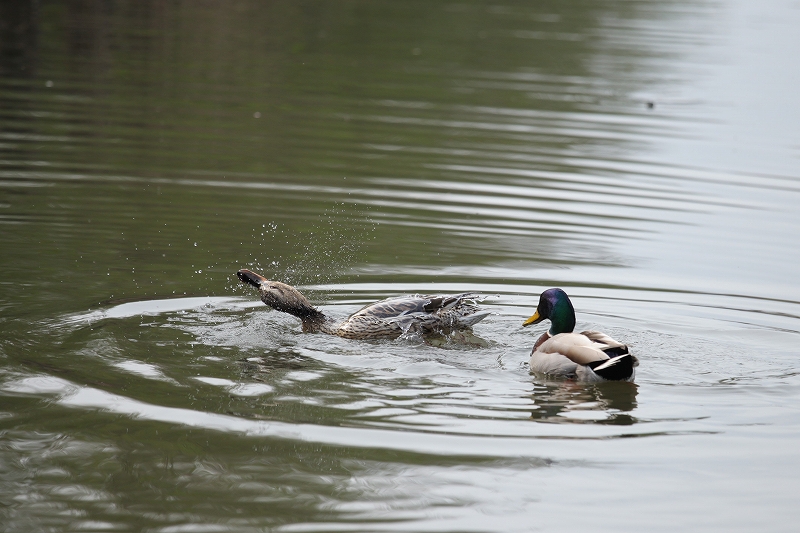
[1, 0, 800, 531]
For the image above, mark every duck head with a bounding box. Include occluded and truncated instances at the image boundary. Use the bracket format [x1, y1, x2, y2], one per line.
[237, 269, 320, 320]
[522, 288, 576, 335]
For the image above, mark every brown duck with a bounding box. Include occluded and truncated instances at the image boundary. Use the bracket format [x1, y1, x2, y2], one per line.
[237, 269, 490, 340]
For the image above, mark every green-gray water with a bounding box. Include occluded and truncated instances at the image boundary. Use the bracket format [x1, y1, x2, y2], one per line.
[2, 1, 799, 531]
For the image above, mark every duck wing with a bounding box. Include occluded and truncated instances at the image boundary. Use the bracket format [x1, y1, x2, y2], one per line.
[348, 295, 435, 320]
[537, 333, 610, 365]
[338, 293, 489, 338]
[580, 330, 638, 366]
[578, 331, 637, 381]
[348, 293, 483, 320]
[580, 331, 628, 355]
[423, 293, 480, 312]
[423, 293, 491, 327]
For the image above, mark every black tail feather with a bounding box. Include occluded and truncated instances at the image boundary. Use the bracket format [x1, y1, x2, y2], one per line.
[588, 354, 635, 381]
[601, 345, 629, 357]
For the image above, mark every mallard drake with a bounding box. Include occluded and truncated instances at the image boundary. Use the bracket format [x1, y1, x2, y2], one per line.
[237, 269, 490, 340]
[522, 288, 637, 382]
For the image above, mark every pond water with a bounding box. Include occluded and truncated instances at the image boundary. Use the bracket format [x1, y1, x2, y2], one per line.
[2, 0, 800, 531]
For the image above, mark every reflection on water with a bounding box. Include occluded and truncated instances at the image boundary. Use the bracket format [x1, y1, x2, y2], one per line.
[2, 0, 800, 531]
[531, 380, 639, 425]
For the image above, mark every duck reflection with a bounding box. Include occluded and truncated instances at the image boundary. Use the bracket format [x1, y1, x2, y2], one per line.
[529, 379, 639, 425]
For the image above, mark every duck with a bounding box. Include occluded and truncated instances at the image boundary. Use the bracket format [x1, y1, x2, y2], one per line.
[522, 288, 637, 382]
[237, 268, 490, 340]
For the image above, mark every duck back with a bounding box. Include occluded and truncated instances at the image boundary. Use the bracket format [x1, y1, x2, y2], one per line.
[337, 293, 487, 339]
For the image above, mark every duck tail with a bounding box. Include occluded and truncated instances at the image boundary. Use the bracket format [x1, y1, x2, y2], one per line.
[588, 354, 635, 381]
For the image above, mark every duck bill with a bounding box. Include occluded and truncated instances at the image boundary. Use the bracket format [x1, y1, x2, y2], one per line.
[522, 311, 543, 327]
[237, 269, 268, 288]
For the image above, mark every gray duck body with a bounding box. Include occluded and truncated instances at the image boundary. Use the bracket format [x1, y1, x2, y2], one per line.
[237, 269, 489, 340]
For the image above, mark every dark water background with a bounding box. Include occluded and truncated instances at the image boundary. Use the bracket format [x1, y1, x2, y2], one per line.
[1, 1, 799, 531]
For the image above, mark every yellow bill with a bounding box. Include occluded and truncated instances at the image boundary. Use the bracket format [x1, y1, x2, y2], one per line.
[522, 310, 542, 327]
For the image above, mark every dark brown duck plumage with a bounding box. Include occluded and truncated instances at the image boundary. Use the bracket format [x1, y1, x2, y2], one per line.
[237, 269, 490, 339]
